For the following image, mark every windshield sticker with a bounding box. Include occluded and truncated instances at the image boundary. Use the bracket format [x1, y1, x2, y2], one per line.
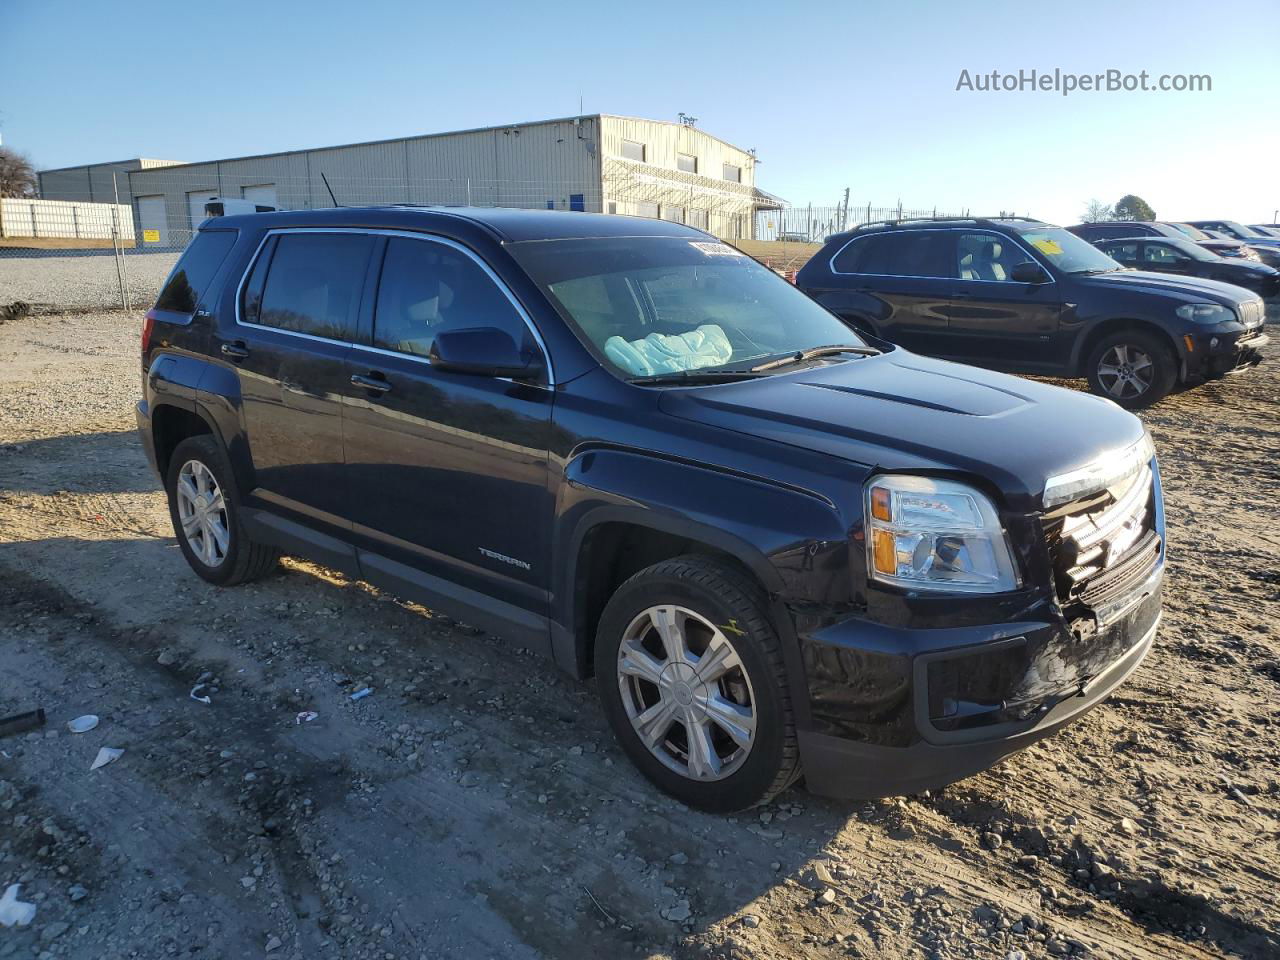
[1030, 238, 1063, 256]
[690, 241, 745, 257]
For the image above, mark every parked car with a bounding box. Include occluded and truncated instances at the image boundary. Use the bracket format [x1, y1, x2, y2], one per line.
[1184, 221, 1280, 268]
[1249, 225, 1280, 238]
[1164, 222, 1264, 262]
[203, 197, 278, 218]
[139, 207, 1168, 810]
[797, 217, 1268, 407]
[1069, 220, 1258, 262]
[1091, 235, 1280, 299]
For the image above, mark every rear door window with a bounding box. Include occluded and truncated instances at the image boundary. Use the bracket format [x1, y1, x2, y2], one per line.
[372, 237, 530, 358]
[154, 230, 237, 314]
[834, 232, 953, 278]
[256, 233, 374, 341]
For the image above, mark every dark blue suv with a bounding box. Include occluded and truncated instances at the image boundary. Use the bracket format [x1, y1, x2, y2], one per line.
[797, 217, 1267, 407]
[138, 207, 1164, 810]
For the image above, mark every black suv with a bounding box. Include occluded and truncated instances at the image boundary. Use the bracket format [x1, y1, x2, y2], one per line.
[797, 217, 1267, 407]
[1068, 220, 1257, 261]
[139, 207, 1165, 811]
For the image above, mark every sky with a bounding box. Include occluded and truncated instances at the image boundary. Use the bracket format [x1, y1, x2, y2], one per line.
[5, 0, 1279, 227]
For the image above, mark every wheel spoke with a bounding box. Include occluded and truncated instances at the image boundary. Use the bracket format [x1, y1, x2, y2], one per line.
[1097, 363, 1121, 377]
[650, 606, 689, 665]
[178, 476, 199, 505]
[618, 642, 664, 686]
[1113, 345, 1130, 365]
[685, 719, 722, 779]
[200, 522, 217, 564]
[633, 699, 678, 749]
[180, 512, 201, 536]
[700, 693, 755, 751]
[692, 633, 739, 685]
[207, 518, 229, 554]
[207, 491, 226, 514]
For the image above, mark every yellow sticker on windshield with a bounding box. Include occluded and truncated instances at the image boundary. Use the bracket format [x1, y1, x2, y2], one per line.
[1030, 238, 1063, 255]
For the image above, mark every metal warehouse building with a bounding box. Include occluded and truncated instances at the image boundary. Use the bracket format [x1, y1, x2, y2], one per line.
[38, 114, 780, 247]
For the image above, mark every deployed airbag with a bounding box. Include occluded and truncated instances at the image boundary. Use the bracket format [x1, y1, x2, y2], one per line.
[604, 324, 733, 376]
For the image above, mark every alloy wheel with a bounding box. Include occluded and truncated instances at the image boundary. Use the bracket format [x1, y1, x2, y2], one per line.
[175, 459, 229, 568]
[616, 604, 757, 781]
[1096, 344, 1155, 400]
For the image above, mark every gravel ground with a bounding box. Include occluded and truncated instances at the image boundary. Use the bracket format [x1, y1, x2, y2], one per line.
[0, 311, 1278, 960]
[0, 251, 179, 314]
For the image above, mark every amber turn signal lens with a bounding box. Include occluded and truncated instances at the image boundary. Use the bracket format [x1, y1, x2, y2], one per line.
[872, 528, 896, 574]
[870, 487, 892, 522]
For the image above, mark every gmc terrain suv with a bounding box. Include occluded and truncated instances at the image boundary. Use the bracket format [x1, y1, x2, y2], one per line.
[798, 217, 1267, 407]
[139, 208, 1165, 811]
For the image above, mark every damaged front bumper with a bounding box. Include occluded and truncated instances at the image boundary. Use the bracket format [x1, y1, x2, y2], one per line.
[1187, 327, 1268, 382]
[795, 564, 1163, 800]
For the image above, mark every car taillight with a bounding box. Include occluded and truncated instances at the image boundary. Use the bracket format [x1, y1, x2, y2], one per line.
[141, 309, 157, 356]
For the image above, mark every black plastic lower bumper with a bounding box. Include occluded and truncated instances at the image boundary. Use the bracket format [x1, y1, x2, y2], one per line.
[135, 400, 159, 477]
[1189, 329, 1268, 381]
[797, 568, 1162, 799]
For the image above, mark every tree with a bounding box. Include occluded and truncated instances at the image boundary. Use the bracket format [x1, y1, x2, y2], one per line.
[0, 147, 38, 198]
[1081, 199, 1114, 223]
[1114, 194, 1156, 221]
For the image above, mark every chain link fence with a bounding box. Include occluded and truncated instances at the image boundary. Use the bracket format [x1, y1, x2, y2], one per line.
[1, 167, 1000, 314]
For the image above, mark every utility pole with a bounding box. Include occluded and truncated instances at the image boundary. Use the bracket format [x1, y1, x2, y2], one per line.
[841, 187, 850, 231]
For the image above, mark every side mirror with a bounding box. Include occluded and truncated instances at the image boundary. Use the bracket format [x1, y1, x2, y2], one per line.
[1010, 261, 1050, 284]
[428, 327, 544, 379]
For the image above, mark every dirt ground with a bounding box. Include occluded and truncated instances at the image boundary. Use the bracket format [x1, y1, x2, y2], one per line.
[0, 311, 1277, 960]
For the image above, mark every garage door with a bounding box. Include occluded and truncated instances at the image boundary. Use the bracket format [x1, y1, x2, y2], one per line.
[136, 195, 168, 246]
[241, 184, 278, 209]
[187, 191, 218, 232]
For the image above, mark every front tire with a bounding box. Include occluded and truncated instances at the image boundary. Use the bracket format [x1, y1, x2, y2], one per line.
[166, 435, 278, 586]
[1085, 330, 1178, 408]
[595, 555, 801, 812]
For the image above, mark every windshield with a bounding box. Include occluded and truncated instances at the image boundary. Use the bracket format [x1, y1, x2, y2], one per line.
[1169, 222, 1210, 241]
[1018, 226, 1122, 274]
[508, 236, 867, 379]
[1223, 221, 1264, 239]
[1251, 225, 1280, 238]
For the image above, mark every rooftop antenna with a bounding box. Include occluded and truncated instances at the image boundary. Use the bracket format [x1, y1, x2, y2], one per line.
[320, 171, 339, 207]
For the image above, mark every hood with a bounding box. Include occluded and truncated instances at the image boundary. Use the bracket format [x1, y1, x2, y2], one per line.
[1210, 260, 1279, 280]
[658, 351, 1145, 511]
[1200, 240, 1245, 253]
[1075, 269, 1260, 305]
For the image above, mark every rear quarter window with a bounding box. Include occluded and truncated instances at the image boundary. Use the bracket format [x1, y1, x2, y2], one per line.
[155, 230, 237, 314]
[255, 233, 374, 341]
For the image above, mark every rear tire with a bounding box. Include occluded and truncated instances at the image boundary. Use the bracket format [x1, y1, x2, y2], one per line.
[595, 555, 801, 812]
[1085, 330, 1178, 408]
[165, 435, 278, 586]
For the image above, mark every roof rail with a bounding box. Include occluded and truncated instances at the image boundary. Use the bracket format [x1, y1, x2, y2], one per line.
[852, 215, 1045, 232]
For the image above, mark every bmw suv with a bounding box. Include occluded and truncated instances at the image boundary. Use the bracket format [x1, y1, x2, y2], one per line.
[797, 217, 1267, 407]
[138, 207, 1166, 810]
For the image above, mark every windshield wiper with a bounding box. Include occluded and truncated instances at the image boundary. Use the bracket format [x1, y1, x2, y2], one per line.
[627, 368, 768, 385]
[749, 344, 880, 373]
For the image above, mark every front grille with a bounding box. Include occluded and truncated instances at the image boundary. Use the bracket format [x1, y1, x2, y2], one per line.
[1043, 465, 1159, 610]
[1238, 298, 1264, 328]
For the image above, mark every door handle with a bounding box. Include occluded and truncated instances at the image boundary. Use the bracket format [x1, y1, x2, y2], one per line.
[220, 341, 250, 360]
[351, 372, 392, 394]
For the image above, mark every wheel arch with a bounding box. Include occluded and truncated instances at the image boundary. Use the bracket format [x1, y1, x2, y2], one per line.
[151, 403, 216, 478]
[1073, 317, 1184, 378]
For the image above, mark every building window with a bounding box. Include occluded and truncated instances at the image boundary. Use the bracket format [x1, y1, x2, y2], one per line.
[607, 202, 618, 215]
[722, 163, 742, 183]
[687, 209, 709, 231]
[621, 139, 646, 162]
[677, 153, 698, 174]
[635, 201, 659, 219]
[660, 205, 685, 223]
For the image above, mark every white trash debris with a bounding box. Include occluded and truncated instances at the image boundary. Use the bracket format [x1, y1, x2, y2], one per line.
[0, 884, 37, 927]
[189, 684, 212, 705]
[90, 747, 124, 771]
[67, 715, 99, 734]
[350, 688, 373, 701]
[295, 711, 318, 725]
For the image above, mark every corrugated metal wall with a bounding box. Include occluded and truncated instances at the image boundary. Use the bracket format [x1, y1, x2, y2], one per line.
[37, 115, 775, 243]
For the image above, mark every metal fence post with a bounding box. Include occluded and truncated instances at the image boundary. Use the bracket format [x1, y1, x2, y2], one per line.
[112, 172, 132, 311]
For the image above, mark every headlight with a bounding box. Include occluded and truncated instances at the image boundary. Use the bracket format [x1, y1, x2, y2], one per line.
[864, 475, 1020, 594]
[1175, 302, 1235, 325]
